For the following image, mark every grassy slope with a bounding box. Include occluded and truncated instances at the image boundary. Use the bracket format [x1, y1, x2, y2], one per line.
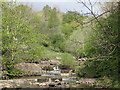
[41, 47, 76, 68]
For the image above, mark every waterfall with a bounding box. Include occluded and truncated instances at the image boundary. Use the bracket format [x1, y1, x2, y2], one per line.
[53, 66, 59, 71]
[50, 66, 61, 74]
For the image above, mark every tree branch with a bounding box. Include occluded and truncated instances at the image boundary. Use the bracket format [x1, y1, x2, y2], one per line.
[82, 10, 110, 24]
[77, 0, 103, 27]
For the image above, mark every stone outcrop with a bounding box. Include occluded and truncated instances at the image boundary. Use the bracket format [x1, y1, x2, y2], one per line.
[14, 63, 46, 74]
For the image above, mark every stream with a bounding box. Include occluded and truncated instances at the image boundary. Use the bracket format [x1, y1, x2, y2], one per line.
[13, 66, 94, 88]
[0, 62, 102, 88]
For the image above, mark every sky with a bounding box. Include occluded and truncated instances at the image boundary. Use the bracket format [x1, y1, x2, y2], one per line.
[7, 0, 118, 2]
[6, 0, 118, 15]
[24, 2, 102, 15]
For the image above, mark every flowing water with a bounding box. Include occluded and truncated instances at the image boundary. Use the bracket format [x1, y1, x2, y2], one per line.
[15, 66, 94, 88]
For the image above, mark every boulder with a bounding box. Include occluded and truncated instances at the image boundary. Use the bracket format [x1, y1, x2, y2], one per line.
[37, 78, 48, 83]
[49, 60, 61, 65]
[76, 81, 81, 84]
[56, 82, 61, 85]
[48, 83, 56, 87]
[54, 79, 61, 85]
[55, 79, 60, 83]
[39, 83, 47, 86]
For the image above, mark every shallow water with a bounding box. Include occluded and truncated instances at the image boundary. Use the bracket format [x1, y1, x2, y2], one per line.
[14, 66, 94, 88]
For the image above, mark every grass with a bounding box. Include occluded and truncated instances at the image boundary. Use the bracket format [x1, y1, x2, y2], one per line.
[40, 47, 76, 68]
[41, 47, 74, 60]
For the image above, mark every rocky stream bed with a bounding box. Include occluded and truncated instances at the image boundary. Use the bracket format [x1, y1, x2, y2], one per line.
[0, 60, 107, 89]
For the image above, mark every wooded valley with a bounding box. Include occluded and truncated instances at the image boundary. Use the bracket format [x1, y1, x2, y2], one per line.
[0, 1, 120, 88]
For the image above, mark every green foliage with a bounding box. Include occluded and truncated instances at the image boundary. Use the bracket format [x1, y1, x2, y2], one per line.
[42, 6, 61, 35]
[61, 53, 75, 68]
[50, 34, 64, 50]
[61, 11, 85, 39]
[61, 23, 72, 38]
[63, 11, 86, 24]
[48, 8, 60, 28]
[43, 5, 52, 21]
[2, 2, 44, 78]
[2, 2, 119, 88]
[77, 4, 120, 88]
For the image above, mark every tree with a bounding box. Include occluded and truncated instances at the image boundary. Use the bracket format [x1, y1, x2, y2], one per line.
[1, 2, 44, 78]
[48, 7, 60, 29]
[77, 1, 120, 88]
[43, 5, 52, 21]
[63, 11, 86, 24]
